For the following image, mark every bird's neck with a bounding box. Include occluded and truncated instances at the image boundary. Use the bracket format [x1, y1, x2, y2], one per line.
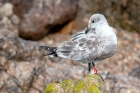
[95, 23, 110, 35]
[99, 25, 117, 44]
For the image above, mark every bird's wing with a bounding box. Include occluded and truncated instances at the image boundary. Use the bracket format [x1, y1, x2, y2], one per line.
[56, 29, 86, 58]
[56, 28, 95, 59]
[70, 35, 117, 61]
[57, 28, 117, 61]
[93, 43, 117, 61]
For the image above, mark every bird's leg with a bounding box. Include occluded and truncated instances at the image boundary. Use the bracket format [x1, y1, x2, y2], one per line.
[88, 63, 91, 72]
[92, 62, 98, 74]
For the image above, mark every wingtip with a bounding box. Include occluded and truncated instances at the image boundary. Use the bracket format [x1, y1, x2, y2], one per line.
[37, 45, 43, 51]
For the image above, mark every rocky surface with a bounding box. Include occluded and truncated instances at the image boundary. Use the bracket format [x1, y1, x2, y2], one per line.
[1, 0, 79, 40]
[0, 2, 19, 35]
[0, 29, 87, 93]
[44, 74, 108, 93]
[0, 30, 37, 60]
[1, 24, 140, 93]
[0, 1, 140, 93]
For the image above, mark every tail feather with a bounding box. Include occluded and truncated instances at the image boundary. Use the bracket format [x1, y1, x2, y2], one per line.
[38, 46, 58, 57]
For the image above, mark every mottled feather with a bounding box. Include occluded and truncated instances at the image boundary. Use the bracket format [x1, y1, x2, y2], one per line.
[56, 26, 117, 63]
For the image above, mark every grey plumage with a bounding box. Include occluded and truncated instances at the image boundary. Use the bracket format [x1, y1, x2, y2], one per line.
[38, 14, 117, 72]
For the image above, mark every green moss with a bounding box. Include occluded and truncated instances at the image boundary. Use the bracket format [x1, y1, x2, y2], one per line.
[73, 80, 85, 92]
[86, 84, 101, 93]
[84, 74, 106, 92]
[83, 74, 104, 93]
[45, 83, 60, 93]
[44, 74, 109, 93]
[61, 80, 74, 92]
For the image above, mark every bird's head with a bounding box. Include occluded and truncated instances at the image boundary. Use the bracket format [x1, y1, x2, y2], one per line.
[88, 14, 108, 29]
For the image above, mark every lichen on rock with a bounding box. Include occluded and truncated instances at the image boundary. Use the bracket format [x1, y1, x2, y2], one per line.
[44, 74, 109, 93]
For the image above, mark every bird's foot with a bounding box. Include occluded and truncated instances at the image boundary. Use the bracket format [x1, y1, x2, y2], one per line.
[93, 67, 98, 74]
[88, 62, 98, 74]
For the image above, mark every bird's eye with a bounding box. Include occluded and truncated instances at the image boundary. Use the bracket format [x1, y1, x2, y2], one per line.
[91, 20, 95, 23]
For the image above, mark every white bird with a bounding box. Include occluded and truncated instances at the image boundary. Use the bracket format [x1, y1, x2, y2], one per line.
[38, 14, 117, 73]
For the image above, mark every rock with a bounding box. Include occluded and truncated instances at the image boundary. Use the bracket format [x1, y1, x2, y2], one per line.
[129, 67, 140, 79]
[0, 3, 13, 17]
[0, 2, 20, 35]
[0, 29, 88, 93]
[102, 72, 140, 93]
[2, 0, 79, 40]
[0, 30, 18, 59]
[0, 71, 9, 89]
[32, 74, 45, 92]
[0, 29, 39, 60]
[28, 88, 40, 93]
[0, 29, 140, 93]
[7, 61, 34, 91]
[10, 14, 20, 25]
[44, 74, 109, 93]
[0, 79, 22, 93]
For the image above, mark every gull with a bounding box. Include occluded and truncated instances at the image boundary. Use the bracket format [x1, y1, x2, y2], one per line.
[38, 14, 117, 74]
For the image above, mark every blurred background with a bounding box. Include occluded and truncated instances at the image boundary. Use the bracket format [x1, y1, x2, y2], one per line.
[0, 0, 140, 93]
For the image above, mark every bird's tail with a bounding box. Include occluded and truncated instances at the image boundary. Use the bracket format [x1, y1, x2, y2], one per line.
[37, 46, 58, 57]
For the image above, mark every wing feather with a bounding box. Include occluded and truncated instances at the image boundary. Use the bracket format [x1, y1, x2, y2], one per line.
[56, 28, 117, 62]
